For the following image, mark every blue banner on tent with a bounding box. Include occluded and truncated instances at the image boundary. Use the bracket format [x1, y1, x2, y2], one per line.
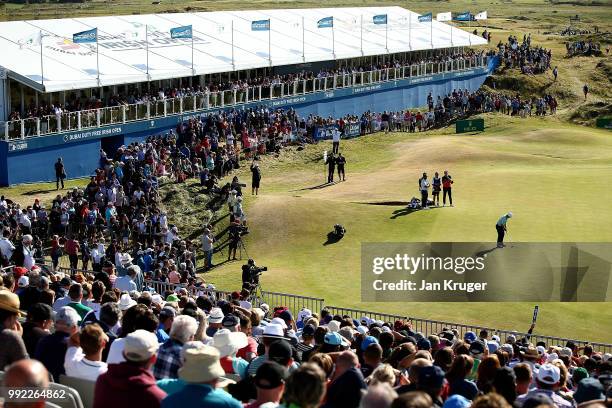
[373, 14, 388, 25]
[170, 25, 193, 39]
[317, 16, 334, 28]
[454, 12, 473, 21]
[251, 19, 271, 31]
[418, 13, 432, 23]
[73, 28, 98, 44]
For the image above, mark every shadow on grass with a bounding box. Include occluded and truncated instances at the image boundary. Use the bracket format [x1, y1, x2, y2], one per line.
[294, 181, 338, 191]
[475, 246, 501, 257]
[323, 231, 343, 246]
[390, 205, 442, 219]
[22, 188, 59, 196]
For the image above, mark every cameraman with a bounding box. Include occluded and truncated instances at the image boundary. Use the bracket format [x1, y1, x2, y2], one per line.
[241, 259, 267, 289]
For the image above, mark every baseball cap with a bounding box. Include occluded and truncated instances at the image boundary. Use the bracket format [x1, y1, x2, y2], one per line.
[417, 338, 432, 350]
[302, 324, 315, 337]
[419, 365, 446, 389]
[279, 310, 293, 323]
[222, 314, 240, 329]
[464, 331, 477, 343]
[573, 378, 605, 404]
[536, 363, 560, 385]
[55, 306, 81, 327]
[123, 329, 160, 362]
[500, 343, 514, 355]
[327, 320, 340, 333]
[558, 347, 573, 357]
[572, 367, 589, 384]
[255, 361, 287, 389]
[360, 335, 379, 351]
[356, 326, 369, 335]
[487, 340, 500, 353]
[442, 395, 471, 408]
[507, 334, 517, 344]
[18, 276, 29, 287]
[324, 332, 349, 347]
[469, 340, 486, 356]
[269, 340, 293, 365]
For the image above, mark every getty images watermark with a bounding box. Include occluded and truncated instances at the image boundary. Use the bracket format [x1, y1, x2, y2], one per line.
[361, 243, 612, 302]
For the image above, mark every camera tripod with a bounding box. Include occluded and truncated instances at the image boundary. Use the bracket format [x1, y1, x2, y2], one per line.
[238, 238, 249, 260]
[246, 282, 265, 307]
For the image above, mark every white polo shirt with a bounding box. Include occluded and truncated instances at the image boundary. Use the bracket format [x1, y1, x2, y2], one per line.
[64, 346, 108, 382]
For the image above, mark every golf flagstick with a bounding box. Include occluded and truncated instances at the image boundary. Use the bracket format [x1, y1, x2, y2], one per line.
[323, 150, 328, 183]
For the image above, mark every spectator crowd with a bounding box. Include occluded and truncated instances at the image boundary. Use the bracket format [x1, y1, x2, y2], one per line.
[7, 50, 488, 123]
[497, 35, 552, 75]
[565, 41, 604, 57]
[0, 277, 610, 408]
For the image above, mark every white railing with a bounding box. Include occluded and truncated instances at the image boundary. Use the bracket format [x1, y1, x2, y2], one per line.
[3, 56, 488, 141]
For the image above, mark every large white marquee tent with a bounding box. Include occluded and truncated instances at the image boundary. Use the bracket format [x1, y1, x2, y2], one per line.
[0, 6, 487, 92]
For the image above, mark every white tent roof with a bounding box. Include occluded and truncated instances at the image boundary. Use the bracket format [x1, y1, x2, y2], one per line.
[0, 6, 487, 92]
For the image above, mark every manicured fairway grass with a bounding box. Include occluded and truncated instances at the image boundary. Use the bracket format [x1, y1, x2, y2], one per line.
[191, 115, 612, 343]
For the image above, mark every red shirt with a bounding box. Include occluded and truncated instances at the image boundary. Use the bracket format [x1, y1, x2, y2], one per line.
[236, 336, 258, 360]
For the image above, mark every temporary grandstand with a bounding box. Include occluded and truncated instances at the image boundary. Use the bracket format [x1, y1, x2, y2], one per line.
[0, 6, 494, 185]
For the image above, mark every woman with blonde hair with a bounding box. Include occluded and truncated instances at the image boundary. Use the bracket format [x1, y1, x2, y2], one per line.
[366, 363, 397, 387]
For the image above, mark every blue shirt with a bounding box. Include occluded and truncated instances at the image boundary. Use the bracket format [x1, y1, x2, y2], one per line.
[156, 326, 170, 343]
[497, 214, 511, 226]
[160, 383, 242, 408]
[157, 378, 186, 395]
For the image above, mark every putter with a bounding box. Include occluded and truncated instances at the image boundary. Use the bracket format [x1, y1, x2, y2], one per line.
[506, 231, 514, 248]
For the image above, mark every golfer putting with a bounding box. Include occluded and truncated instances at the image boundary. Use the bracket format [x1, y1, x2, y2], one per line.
[496, 212, 513, 248]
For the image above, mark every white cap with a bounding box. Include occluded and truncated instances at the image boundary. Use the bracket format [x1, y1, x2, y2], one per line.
[327, 320, 340, 333]
[357, 326, 369, 335]
[55, 306, 81, 327]
[123, 330, 160, 362]
[537, 363, 561, 385]
[507, 211, 513, 218]
[18, 276, 29, 287]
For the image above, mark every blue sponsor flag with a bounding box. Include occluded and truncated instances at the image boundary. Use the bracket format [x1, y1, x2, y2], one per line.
[170, 25, 192, 39]
[251, 19, 270, 31]
[372, 14, 388, 25]
[454, 11, 472, 21]
[418, 13, 432, 23]
[317, 16, 334, 28]
[73, 28, 97, 44]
